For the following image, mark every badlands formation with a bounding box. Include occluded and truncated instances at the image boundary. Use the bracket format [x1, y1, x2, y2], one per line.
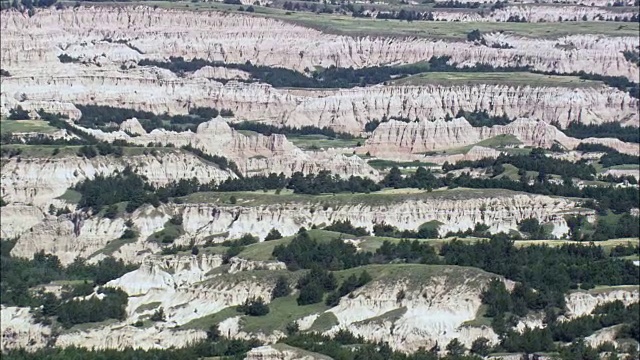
[5, 189, 587, 264]
[439, 0, 636, 5]
[2, 69, 637, 133]
[1, 2, 639, 359]
[0, 149, 236, 206]
[1, 7, 638, 77]
[77, 118, 380, 178]
[361, 118, 640, 160]
[427, 6, 639, 23]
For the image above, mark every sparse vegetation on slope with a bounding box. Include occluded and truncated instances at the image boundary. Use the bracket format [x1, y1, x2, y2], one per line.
[561, 121, 640, 143]
[74, 105, 234, 133]
[228, 121, 356, 140]
[4, 3, 640, 356]
[0, 239, 136, 308]
[138, 55, 533, 89]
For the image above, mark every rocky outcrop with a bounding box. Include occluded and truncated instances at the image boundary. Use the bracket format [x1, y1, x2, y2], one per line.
[68, 263, 504, 353]
[245, 344, 332, 360]
[0, 204, 47, 239]
[10, 190, 590, 264]
[219, 315, 285, 345]
[1, 306, 51, 351]
[603, 168, 640, 181]
[106, 255, 276, 327]
[56, 325, 207, 351]
[119, 118, 147, 136]
[0, 149, 235, 206]
[1, 7, 637, 79]
[564, 287, 640, 318]
[322, 266, 499, 352]
[76, 118, 379, 179]
[484, 34, 638, 80]
[108, 254, 225, 296]
[191, 65, 251, 81]
[585, 325, 623, 348]
[0, 93, 81, 120]
[176, 190, 585, 240]
[228, 257, 287, 274]
[436, 0, 635, 6]
[420, 146, 503, 165]
[7, 202, 176, 265]
[360, 118, 639, 159]
[427, 7, 639, 23]
[3, 64, 636, 134]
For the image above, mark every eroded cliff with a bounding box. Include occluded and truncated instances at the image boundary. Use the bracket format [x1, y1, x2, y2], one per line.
[0, 149, 235, 206]
[73, 118, 379, 179]
[8, 189, 590, 264]
[1, 7, 637, 79]
[427, 6, 639, 23]
[360, 118, 639, 159]
[3, 65, 636, 134]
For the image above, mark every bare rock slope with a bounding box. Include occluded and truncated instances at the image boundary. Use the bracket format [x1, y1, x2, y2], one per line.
[2, 65, 636, 134]
[0, 149, 235, 207]
[1, 7, 637, 77]
[428, 6, 639, 23]
[361, 118, 640, 159]
[78, 118, 379, 178]
[8, 189, 589, 265]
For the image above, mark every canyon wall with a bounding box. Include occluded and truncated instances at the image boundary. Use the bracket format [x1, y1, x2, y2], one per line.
[1, 306, 51, 352]
[3, 259, 635, 352]
[321, 266, 499, 352]
[361, 118, 639, 159]
[1, 7, 438, 71]
[1, 7, 637, 77]
[2, 65, 636, 134]
[8, 189, 590, 265]
[76, 118, 379, 179]
[1, 6, 636, 145]
[0, 149, 235, 206]
[436, 0, 636, 6]
[565, 287, 640, 318]
[427, 6, 639, 22]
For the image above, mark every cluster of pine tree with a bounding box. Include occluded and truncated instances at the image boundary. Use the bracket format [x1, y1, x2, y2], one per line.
[1, 239, 135, 308]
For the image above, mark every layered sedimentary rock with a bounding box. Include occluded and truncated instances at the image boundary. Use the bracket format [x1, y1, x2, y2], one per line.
[76, 118, 379, 179]
[0, 306, 51, 351]
[427, 6, 639, 22]
[564, 287, 640, 318]
[191, 65, 251, 81]
[0, 204, 47, 240]
[107, 255, 276, 327]
[360, 118, 639, 159]
[603, 168, 640, 180]
[2, 64, 636, 134]
[0, 149, 235, 206]
[55, 326, 206, 351]
[484, 34, 639, 78]
[1, 7, 637, 79]
[9, 189, 590, 264]
[436, 0, 635, 6]
[4, 247, 632, 353]
[408, 146, 505, 165]
[245, 345, 328, 360]
[0, 255, 496, 352]
[107, 259, 502, 353]
[0, 93, 82, 120]
[321, 267, 499, 352]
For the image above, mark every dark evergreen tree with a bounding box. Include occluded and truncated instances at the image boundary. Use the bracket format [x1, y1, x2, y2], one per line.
[271, 276, 291, 300]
